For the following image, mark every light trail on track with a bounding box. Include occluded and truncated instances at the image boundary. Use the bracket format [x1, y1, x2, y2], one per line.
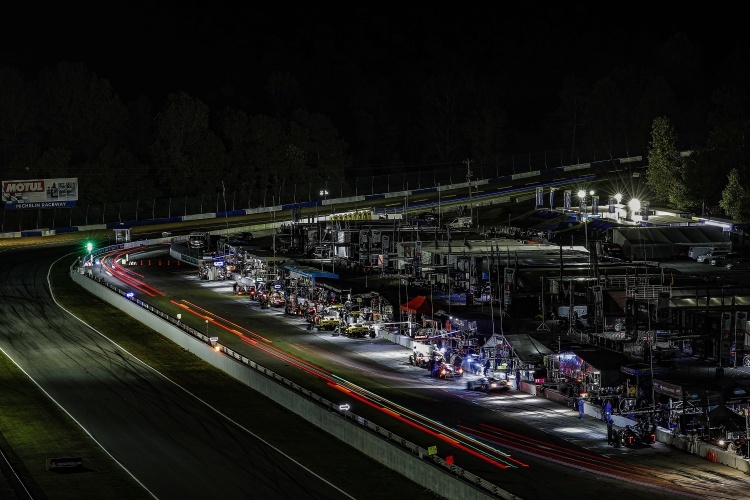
[175, 299, 274, 343]
[98, 248, 166, 297]
[170, 296, 526, 471]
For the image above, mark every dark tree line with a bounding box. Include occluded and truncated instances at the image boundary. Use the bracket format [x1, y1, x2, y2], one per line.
[0, 62, 348, 210]
[2, 7, 750, 220]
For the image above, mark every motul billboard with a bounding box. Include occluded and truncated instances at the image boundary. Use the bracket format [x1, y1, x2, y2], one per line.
[2, 178, 78, 209]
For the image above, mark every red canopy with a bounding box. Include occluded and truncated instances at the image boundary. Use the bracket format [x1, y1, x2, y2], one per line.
[400, 295, 432, 314]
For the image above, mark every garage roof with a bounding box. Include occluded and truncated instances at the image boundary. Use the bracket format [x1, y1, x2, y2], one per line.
[504, 333, 554, 364]
[612, 226, 730, 247]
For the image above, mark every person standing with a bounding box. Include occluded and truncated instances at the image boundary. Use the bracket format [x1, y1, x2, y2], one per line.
[607, 418, 615, 445]
[515, 369, 521, 390]
[604, 400, 612, 423]
[688, 431, 697, 454]
[578, 397, 585, 419]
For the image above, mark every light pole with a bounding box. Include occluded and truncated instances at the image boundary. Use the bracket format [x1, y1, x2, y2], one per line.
[465, 158, 473, 220]
[614, 192, 623, 221]
[578, 189, 594, 276]
[205, 319, 209, 336]
[437, 183, 441, 226]
[272, 195, 276, 258]
[577, 189, 589, 256]
[588, 189, 594, 271]
[648, 298, 655, 409]
[222, 180, 230, 241]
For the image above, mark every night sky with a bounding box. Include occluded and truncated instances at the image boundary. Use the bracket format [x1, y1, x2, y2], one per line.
[2, 4, 747, 153]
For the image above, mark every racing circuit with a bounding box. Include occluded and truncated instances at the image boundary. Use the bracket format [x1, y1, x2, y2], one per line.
[71, 239, 750, 499]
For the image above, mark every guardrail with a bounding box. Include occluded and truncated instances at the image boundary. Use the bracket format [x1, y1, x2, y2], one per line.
[70, 245, 519, 499]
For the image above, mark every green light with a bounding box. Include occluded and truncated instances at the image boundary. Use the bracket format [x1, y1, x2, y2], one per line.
[86, 242, 93, 253]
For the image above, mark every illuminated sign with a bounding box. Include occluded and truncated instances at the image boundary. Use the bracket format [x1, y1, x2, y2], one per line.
[2, 177, 79, 210]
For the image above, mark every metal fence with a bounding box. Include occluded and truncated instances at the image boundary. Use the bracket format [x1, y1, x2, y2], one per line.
[1, 142, 646, 233]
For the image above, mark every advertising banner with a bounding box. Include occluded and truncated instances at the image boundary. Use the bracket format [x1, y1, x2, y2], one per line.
[549, 188, 555, 210]
[564, 190, 571, 210]
[592, 195, 599, 215]
[2, 178, 78, 209]
[652, 380, 682, 398]
[608, 196, 616, 214]
[535, 187, 543, 207]
[46, 457, 83, 470]
[503, 267, 515, 309]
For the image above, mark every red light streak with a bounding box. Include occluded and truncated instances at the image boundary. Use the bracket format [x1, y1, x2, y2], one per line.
[173, 299, 272, 343]
[327, 383, 352, 394]
[166, 282, 521, 471]
[325, 381, 515, 469]
[462, 423, 667, 476]
[460, 423, 699, 496]
[98, 249, 165, 297]
[478, 423, 645, 470]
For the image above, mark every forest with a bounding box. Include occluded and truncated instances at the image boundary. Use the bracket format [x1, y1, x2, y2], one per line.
[2, 5, 750, 228]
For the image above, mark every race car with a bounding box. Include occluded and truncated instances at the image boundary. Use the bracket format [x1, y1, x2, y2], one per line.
[432, 362, 463, 379]
[344, 324, 372, 338]
[466, 376, 512, 392]
[409, 350, 430, 368]
[318, 316, 343, 330]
